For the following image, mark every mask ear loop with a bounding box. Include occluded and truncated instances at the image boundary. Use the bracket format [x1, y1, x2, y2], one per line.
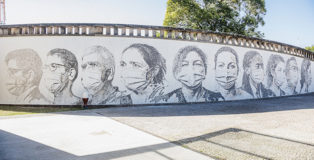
[134, 67, 156, 91]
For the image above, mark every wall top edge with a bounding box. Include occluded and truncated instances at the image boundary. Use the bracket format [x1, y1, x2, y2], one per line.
[0, 23, 313, 58]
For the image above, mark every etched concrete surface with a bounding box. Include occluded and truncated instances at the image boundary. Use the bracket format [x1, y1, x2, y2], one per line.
[0, 111, 212, 160]
[94, 94, 314, 160]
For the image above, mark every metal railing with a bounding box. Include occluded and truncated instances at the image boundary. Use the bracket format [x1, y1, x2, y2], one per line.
[0, 23, 313, 60]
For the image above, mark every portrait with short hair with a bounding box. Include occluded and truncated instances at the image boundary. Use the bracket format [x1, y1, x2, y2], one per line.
[41, 48, 80, 104]
[81, 45, 131, 105]
[5, 49, 46, 103]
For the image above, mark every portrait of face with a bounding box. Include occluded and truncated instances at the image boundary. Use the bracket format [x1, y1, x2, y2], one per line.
[42, 54, 69, 94]
[120, 48, 150, 92]
[248, 54, 264, 84]
[5, 49, 42, 98]
[175, 51, 206, 89]
[81, 53, 107, 95]
[215, 51, 238, 90]
[286, 58, 298, 88]
[272, 61, 286, 87]
[6, 58, 32, 96]
[305, 66, 312, 86]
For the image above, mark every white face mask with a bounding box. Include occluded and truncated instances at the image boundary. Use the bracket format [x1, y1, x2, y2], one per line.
[177, 70, 205, 89]
[121, 67, 152, 93]
[6, 70, 30, 96]
[44, 73, 68, 94]
[215, 75, 237, 90]
[81, 70, 105, 95]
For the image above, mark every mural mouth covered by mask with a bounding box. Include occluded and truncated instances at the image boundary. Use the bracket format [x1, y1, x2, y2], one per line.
[6, 82, 27, 96]
[44, 76, 67, 94]
[81, 71, 105, 94]
[177, 73, 205, 89]
[121, 75, 150, 92]
[215, 76, 237, 90]
[251, 70, 264, 84]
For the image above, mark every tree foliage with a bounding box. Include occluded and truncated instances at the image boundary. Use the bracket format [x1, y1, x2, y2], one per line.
[305, 45, 314, 52]
[163, 0, 266, 38]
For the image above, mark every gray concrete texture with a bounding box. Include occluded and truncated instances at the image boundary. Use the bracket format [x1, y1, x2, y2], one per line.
[1, 94, 314, 160]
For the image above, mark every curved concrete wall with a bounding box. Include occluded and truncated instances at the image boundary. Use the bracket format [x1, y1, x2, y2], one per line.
[0, 24, 313, 105]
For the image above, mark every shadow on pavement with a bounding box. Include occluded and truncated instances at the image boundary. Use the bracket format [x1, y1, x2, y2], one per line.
[1, 127, 314, 160]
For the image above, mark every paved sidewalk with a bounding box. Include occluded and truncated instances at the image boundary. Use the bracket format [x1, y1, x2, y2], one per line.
[0, 111, 212, 160]
[95, 94, 314, 160]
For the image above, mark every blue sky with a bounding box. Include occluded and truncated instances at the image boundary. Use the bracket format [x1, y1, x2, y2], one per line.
[5, 0, 314, 48]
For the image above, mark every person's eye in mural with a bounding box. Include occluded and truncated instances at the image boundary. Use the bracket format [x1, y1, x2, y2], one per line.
[156, 46, 224, 104]
[81, 45, 132, 105]
[41, 48, 80, 105]
[121, 43, 166, 103]
[4, 49, 46, 103]
[214, 47, 252, 100]
[266, 54, 286, 96]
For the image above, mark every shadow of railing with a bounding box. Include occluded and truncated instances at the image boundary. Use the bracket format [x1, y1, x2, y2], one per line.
[1, 127, 314, 160]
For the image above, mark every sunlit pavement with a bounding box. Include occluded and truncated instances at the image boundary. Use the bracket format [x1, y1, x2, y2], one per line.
[0, 111, 212, 160]
[1, 94, 314, 160]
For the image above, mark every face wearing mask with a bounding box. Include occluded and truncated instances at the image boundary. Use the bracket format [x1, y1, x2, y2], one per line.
[286, 60, 298, 88]
[43, 55, 69, 95]
[249, 55, 264, 84]
[81, 54, 107, 95]
[120, 48, 152, 93]
[305, 67, 312, 86]
[272, 61, 286, 87]
[175, 51, 206, 89]
[215, 52, 238, 90]
[6, 59, 31, 96]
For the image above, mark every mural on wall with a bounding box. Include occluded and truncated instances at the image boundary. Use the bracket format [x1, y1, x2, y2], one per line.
[41, 48, 80, 105]
[81, 45, 132, 105]
[120, 43, 166, 103]
[0, 36, 313, 105]
[300, 58, 312, 93]
[266, 54, 286, 96]
[241, 51, 275, 98]
[285, 57, 299, 95]
[214, 47, 252, 100]
[4, 49, 46, 103]
[156, 46, 224, 103]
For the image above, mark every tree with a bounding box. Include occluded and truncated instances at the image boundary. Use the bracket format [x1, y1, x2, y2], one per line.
[305, 45, 314, 52]
[163, 0, 266, 38]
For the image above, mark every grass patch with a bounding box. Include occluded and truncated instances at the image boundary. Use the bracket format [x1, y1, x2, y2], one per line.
[0, 106, 81, 116]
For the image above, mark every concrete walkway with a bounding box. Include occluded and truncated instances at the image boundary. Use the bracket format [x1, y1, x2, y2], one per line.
[1, 94, 314, 160]
[0, 111, 212, 160]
